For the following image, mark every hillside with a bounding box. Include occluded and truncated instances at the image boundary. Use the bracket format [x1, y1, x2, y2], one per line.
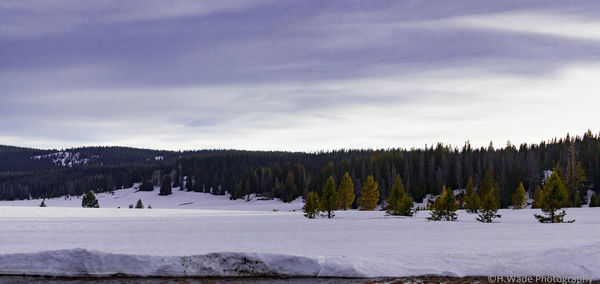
[1, 131, 599, 208]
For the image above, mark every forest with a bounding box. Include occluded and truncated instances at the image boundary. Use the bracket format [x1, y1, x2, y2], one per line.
[1, 131, 598, 208]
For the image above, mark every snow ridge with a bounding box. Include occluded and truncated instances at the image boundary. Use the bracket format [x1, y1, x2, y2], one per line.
[30, 151, 97, 167]
[0, 249, 364, 278]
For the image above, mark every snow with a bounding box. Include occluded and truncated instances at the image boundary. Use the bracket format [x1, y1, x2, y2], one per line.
[0, 186, 304, 212]
[0, 204, 599, 279]
[0, 249, 323, 277]
[30, 151, 95, 167]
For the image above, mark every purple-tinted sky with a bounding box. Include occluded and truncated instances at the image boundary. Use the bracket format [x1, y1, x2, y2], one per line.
[1, 1, 599, 151]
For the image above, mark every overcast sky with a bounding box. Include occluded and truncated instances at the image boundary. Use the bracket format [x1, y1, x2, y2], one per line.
[1, 1, 599, 151]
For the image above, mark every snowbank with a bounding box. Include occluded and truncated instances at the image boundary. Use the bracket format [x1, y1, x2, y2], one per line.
[1, 207, 599, 279]
[0, 249, 362, 278]
[0, 245, 598, 279]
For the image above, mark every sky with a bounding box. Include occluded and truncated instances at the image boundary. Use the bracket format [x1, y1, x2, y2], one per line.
[1, 1, 599, 151]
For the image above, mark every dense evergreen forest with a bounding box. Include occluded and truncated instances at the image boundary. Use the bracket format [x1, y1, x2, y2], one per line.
[1, 131, 599, 208]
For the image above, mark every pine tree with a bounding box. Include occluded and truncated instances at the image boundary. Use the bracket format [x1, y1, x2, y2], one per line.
[139, 179, 154, 191]
[319, 176, 337, 218]
[511, 182, 527, 209]
[304, 191, 319, 219]
[172, 171, 180, 188]
[82, 191, 99, 208]
[359, 175, 379, 211]
[39, 199, 47, 207]
[478, 168, 495, 199]
[534, 169, 574, 223]
[477, 188, 501, 222]
[427, 186, 458, 221]
[159, 175, 172, 196]
[337, 172, 355, 210]
[532, 185, 542, 209]
[589, 194, 600, 207]
[386, 175, 413, 216]
[565, 144, 587, 207]
[135, 199, 144, 209]
[284, 171, 297, 203]
[463, 176, 479, 213]
[185, 176, 194, 191]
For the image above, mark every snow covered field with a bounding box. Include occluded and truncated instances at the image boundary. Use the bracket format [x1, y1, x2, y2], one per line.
[0, 192, 599, 279]
[0, 186, 305, 211]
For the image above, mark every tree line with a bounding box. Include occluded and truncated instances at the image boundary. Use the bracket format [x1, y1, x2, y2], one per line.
[1, 131, 599, 207]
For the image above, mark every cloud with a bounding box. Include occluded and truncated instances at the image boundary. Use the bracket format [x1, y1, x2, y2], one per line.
[436, 11, 600, 42]
[1, 1, 599, 150]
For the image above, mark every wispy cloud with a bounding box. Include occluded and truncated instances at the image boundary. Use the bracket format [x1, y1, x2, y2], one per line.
[1, 1, 599, 150]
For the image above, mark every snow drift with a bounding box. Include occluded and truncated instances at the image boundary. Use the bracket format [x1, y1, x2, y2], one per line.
[0, 249, 363, 278]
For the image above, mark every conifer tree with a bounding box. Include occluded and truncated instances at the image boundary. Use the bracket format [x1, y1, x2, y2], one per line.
[337, 172, 355, 210]
[82, 191, 99, 208]
[478, 168, 495, 199]
[463, 176, 479, 213]
[511, 182, 527, 209]
[359, 175, 379, 211]
[185, 176, 194, 191]
[589, 194, 600, 207]
[566, 162, 587, 207]
[139, 179, 154, 191]
[172, 171, 180, 188]
[386, 175, 413, 216]
[284, 171, 297, 203]
[532, 185, 542, 209]
[534, 170, 574, 223]
[159, 175, 172, 196]
[319, 176, 337, 218]
[565, 144, 587, 206]
[135, 199, 144, 209]
[427, 186, 458, 221]
[477, 189, 501, 222]
[304, 191, 319, 219]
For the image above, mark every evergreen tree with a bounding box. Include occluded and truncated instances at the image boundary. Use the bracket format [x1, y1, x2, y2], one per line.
[319, 176, 337, 218]
[159, 175, 172, 196]
[386, 175, 413, 216]
[303, 191, 319, 219]
[565, 144, 587, 207]
[478, 168, 495, 199]
[427, 186, 458, 221]
[135, 199, 144, 209]
[185, 176, 194, 191]
[477, 189, 501, 222]
[463, 176, 479, 213]
[589, 194, 600, 207]
[139, 179, 154, 191]
[337, 172, 355, 210]
[284, 171, 297, 203]
[82, 191, 99, 208]
[532, 185, 542, 209]
[39, 199, 46, 207]
[511, 182, 527, 209]
[534, 169, 574, 223]
[172, 171, 180, 188]
[359, 175, 379, 210]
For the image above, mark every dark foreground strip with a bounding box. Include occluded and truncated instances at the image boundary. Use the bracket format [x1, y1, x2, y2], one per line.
[0, 276, 598, 284]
